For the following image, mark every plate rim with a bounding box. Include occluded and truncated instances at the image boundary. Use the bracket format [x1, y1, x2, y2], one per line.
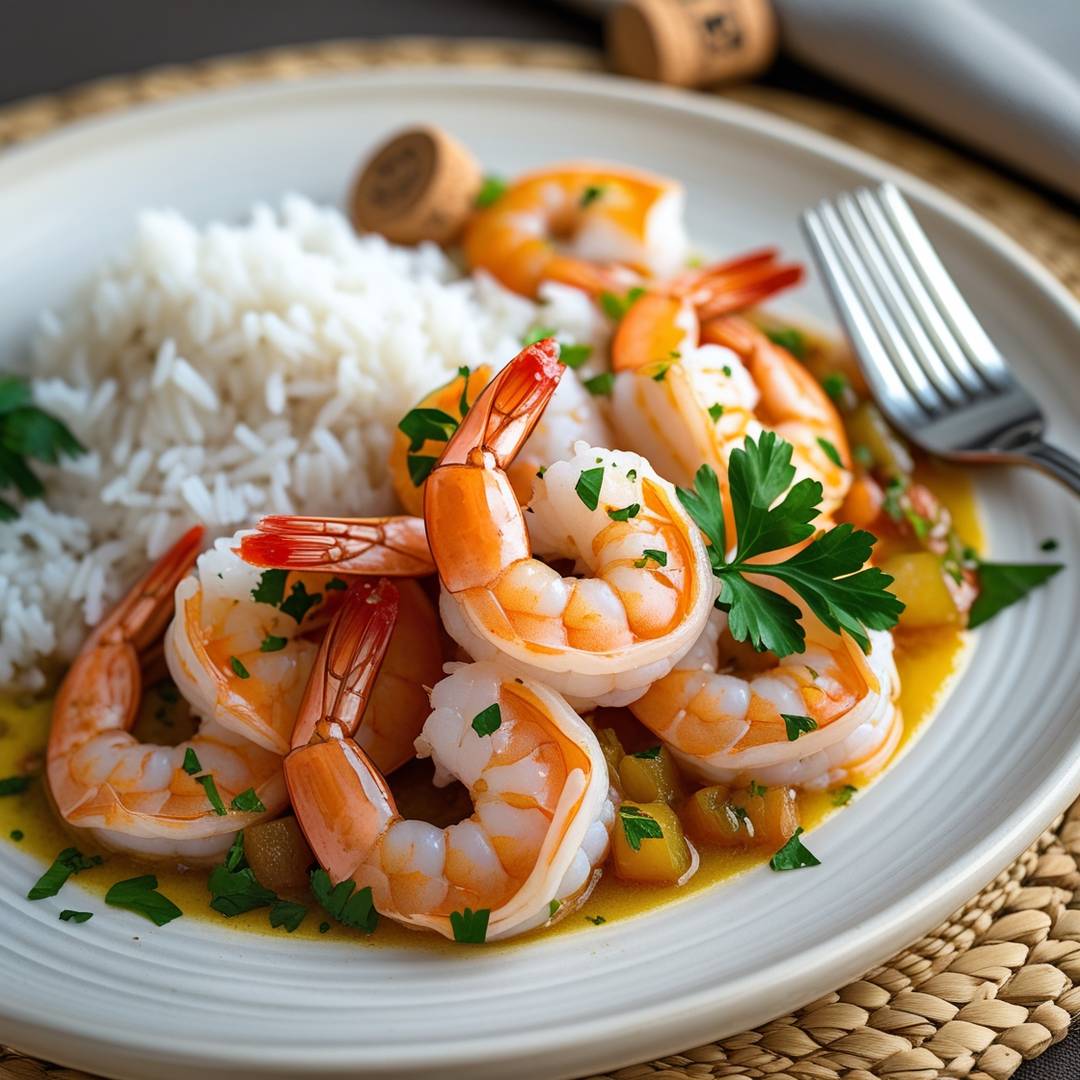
[1, 65, 1078, 1079]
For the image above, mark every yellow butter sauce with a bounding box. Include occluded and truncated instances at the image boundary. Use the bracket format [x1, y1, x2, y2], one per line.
[0, 462, 981, 949]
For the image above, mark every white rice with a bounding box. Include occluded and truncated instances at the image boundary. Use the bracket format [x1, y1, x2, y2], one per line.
[1, 196, 606, 690]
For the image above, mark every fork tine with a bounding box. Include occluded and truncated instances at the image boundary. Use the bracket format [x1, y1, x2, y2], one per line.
[854, 187, 987, 398]
[877, 184, 1012, 390]
[812, 198, 946, 415]
[800, 205, 928, 432]
[835, 191, 968, 407]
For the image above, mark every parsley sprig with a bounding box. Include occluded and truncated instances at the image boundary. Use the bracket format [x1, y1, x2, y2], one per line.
[676, 432, 903, 657]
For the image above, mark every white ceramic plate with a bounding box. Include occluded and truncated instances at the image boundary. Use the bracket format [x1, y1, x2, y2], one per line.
[0, 69, 1078, 1080]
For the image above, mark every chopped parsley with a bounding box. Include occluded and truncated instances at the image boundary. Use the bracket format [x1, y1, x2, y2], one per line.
[260, 634, 287, 653]
[619, 805, 664, 851]
[105, 874, 183, 926]
[251, 568, 288, 606]
[28, 847, 102, 900]
[311, 868, 378, 933]
[649, 359, 672, 382]
[522, 325, 557, 347]
[769, 828, 821, 871]
[1040, 538, 1059, 552]
[585, 914, 607, 925]
[968, 561, 1063, 629]
[821, 372, 849, 402]
[634, 548, 667, 569]
[229, 656, 250, 679]
[319, 921, 331, 934]
[449, 906, 490, 943]
[765, 327, 806, 360]
[782, 714, 818, 741]
[230, 788, 267, 814]
[397, 407, 458, 452]
[580, 184, 605, 207]
[224, 832, 245, 872]
[708, 403, 724, 422]
[722, 365, 732, 377]
[831, 785, 857, 807]
[0, 775, 31, 796]
[0, 377, 86, 520]
[575, 466, 604, 511]
[208, 863, 276, 916]
[471, 703, 502, 737]
[59, 909, 93, 923]
[583, 372, 615, 397]
[196, 774, 227, 816]
[607, 502, 640, 522]
[633, 746, 662, 760]
[599, 286, 645, 322]
[280, 581, 322, 624]
[853, 444, 874, 469]
[269, 900, 308, 933]
[560, 343, 592, 369]
[475, 175, 508, 208]
[548, 899, 562, 918]
[816, 437, 844, 468]
[749, 780, 767, 798]
[676, 432, 903, 657]
[181, 748, 202, 776]
[10, 830, 23, 842]
[407, 454, 438, 487]
[325, 576, 348, 591]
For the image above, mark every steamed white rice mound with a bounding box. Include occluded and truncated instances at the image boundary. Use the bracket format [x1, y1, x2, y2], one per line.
[1, 196, 607, 690]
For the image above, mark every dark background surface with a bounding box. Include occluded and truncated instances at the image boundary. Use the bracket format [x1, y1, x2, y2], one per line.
[0, 2, 1075, 1078]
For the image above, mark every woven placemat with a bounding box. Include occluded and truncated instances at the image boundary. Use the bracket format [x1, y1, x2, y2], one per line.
[1, 37, 1078, 1080]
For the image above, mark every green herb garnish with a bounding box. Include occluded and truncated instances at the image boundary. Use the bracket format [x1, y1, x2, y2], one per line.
[548, 899, 562, 918]
[560, 344, 592, 369]
[196, 774, 227, 816]
[782, 714, 818, 741]
[10, 830, 24, 841]
[583, 372, 614, 397]
[251, 568, 288, 606]
[471, 703, 502, 737]
[575, 466, 604, 511]
[260, 634, 287, 653]
[28, 847, 102, 900]
[821, 372, 849, 402]
[816, 437, 844, 468]
[522, 326, 557, 348]
[224, 832, 245, 872]
[769, 828, 820, 871]
[968, 561, 1063, 629]
[475, 175, 508, 209]
[618, 805, 664, 852]
[229, 656, 250, 679]
[230, 788, 267, 813]
[708, 403, 724, 422]
[749, 780, 767, 798]
[580, 184, 605, 208]
[181, 747, 201, 776]
[1040, 538, 1059, 553]
[598, 287, 645, 322]
[406, 454, 439, 487]
[634, 548, 668, 569]
[319, 921, 331, 934]
[105, 874, 182, 926]
[280, 581, 322, 624]
[208, 864, 276, 916]
[831, 785, 857, 807]
[449, 906, 490, 943]
[632, 746, 662, 760]
[325, 576, 348, 591]
[676, 432, 903, 657]
[269, 900, 308, 933]
[0, 378, 86, 520]
[0, 776, 31, 796]
[607, 503, 640, 522]
[310, 868, 378, 933]
[59, 909, 93, 923]
[765, 327, 806, 359]
[397, 407, 458, 452]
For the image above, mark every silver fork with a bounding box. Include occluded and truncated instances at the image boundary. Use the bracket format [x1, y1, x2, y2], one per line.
[800, 183, 1080, 495]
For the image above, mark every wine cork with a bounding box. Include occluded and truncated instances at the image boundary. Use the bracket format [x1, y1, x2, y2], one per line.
[349, 125, 483, 246]
[607, 0, 778, 88]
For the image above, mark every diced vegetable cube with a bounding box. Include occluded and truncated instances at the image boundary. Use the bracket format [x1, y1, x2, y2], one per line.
[612, 801, 692, 884]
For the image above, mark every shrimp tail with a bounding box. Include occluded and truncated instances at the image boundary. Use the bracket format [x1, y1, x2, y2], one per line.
[290, 578, 399, 749]
[285, 579, 400, 882]
[691, 248, 804, 319]
[94, 524, 204, 652]
[237, 515, 435, 576]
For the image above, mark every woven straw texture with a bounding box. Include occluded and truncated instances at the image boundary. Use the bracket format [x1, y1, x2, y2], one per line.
[1, 37, 1078, 1080]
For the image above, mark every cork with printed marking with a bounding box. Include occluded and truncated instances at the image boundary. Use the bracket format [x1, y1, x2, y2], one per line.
[349, 125, 483, 245]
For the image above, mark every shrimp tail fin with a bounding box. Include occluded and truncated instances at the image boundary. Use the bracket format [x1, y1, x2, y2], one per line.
[694, 248, 803, 319]
[237, 515, 434, 576]
[290, 578, 399, 750]
[95, 524, 204, 652]
[437, 340, 563, 470]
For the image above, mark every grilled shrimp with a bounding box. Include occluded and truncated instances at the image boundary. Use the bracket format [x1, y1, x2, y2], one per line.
[286, 579, 616, 942]
[630, 606, 900, 790]
[610, 250, 850, 523]
[425, 340, 716, 708]
[47, 527, 285, 859]
[463, 163, 687, 298]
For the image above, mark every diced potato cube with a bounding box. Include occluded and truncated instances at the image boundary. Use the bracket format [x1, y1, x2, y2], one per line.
[612, 801, 692, 884]
[882, 552, 961, 629]
[618, 746, 680, 804]
[681, 783, 799, 850]
[243, 816, 314, 894]
[596, 727, 625, 789]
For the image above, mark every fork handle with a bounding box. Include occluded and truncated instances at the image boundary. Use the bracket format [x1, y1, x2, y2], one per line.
[1021, 440, 1080, 496]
